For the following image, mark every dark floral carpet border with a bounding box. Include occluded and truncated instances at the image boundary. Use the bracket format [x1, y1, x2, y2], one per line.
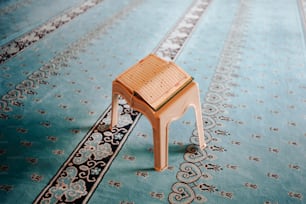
[0, 0, 104, 64]
[34, 104, 141, 203]
[0, 0, 143, 116]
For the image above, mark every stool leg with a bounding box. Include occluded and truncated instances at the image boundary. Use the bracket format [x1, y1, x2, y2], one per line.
[110, 93, 119, 129]
[193, 86, 206, 149]
[153, 120, 168, 171]
[195, 106, 206, 149]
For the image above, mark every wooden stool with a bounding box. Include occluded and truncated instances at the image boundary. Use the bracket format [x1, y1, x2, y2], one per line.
[110, 54, 206, 171]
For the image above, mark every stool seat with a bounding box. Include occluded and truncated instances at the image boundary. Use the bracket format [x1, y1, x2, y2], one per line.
[110, 54, 206, 171]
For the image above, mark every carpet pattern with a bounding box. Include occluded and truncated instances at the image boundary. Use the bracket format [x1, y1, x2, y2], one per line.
[0, 0, 103, 64]
[1, 0, 306, 203]
[168, 1, 250, 202]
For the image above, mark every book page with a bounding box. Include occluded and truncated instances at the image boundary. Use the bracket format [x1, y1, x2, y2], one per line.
[117, 54, 192, 110]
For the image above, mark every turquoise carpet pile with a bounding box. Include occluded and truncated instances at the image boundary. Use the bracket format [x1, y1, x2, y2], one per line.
[1, 0, 306, 203]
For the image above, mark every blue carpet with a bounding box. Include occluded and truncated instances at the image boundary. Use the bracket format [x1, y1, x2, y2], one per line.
[1, 0, 306, 203]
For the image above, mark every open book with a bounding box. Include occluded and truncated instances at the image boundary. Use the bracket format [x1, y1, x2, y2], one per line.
[116, 54, 193, 111]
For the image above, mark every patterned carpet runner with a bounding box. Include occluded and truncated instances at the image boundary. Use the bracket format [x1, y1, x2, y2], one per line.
[1, 0, 306, 203]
